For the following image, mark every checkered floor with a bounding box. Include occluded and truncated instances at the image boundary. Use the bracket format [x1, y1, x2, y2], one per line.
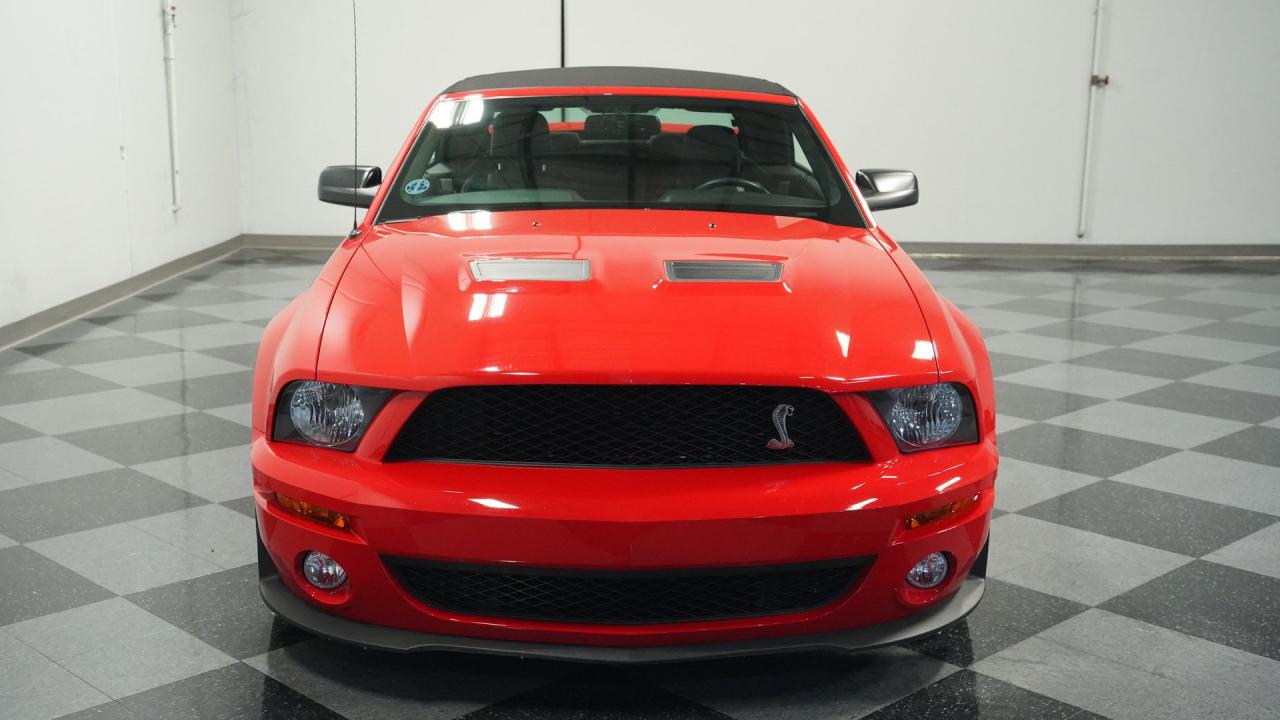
[2, 248, 1278, 720]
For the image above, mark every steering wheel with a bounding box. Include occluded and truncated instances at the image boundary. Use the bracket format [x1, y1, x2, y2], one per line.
[694, 177, 771, 194]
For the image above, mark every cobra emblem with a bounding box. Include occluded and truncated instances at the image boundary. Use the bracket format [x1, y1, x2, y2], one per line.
[766, 403, 796, 450]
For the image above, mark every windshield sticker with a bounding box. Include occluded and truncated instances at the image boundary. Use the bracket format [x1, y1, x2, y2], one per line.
[404, 178, 430, 195]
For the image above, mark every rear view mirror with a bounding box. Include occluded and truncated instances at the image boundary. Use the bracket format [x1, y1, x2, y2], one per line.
[856, 169, 918, 211]
[318, 165, 382, 208]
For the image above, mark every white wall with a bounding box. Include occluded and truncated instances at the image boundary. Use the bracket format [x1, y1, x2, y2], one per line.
[0, 0, 241, 329]
[232, 0, 561, 236]
[1086, 0, 1280, 244]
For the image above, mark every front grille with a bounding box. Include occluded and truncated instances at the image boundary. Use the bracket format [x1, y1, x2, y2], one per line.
[384, 557, 871, 624]
[384, 385, 868, 467]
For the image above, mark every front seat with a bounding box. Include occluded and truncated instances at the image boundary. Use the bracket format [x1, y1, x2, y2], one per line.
[679, 125, 740, 189]
[467, 111, 551, 191]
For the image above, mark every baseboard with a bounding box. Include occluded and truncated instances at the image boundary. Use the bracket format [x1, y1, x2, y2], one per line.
[900, 241, 1280, 260]
[240, 234, 341, 250]
[0, 237, 244, 350]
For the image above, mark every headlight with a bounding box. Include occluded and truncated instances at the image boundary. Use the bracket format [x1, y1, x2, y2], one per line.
[272, 381, 392, 451]
[868, 383, 979, 452]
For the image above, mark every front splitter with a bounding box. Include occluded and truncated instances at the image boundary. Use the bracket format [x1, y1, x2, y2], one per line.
[260, 574, 984, 664]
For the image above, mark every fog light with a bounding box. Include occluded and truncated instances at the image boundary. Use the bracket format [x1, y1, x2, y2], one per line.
[301, 551, 347, 590]
[906, 552, 949, 589]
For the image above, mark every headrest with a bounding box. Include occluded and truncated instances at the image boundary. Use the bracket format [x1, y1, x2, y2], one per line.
[647, 132, 685, 159]
[546, 132, 582, 153]
[582, 113, 661, 140]
[490, 112, 550, 158]
[735, 111, 792, 165]
[683, 125, 740, 172]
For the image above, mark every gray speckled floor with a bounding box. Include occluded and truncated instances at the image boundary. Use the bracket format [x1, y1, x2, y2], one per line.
[1, 250, 1278, 719]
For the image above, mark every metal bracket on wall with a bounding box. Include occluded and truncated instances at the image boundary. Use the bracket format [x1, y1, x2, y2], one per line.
[1090, 74, 1111, 88]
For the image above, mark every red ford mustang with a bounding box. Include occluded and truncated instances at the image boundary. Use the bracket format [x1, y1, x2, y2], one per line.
[252, 67, 997, 662]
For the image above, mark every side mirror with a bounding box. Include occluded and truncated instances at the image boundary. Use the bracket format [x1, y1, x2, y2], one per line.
[856, 169, 918, 211]
[318, 165, 382, 208]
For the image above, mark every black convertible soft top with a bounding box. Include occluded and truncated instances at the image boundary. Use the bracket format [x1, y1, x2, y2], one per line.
[444, 66, 794, 97]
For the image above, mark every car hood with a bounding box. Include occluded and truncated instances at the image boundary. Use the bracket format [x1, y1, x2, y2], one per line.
[316, 209, 938, 391]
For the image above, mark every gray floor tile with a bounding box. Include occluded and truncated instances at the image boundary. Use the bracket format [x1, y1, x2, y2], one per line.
[8, 598, 235, 698]
[1121, 381, 1280, 423]
[1085, 308, 1213, 333]
[1186, 363, 1280, 397]
[1204, 521, 1280, 579]
[1194, 426, 1280, 467]
[1245, 349, 1280, 368]
[245, 639, 559, 720]
[1045, 401, 1249, 449]
[74, 351, 246, 387]
[937, 287, 1024, 308]
[956, 308, 1058, 333]
[0, 416, 41, 444]
[137, 370, 254, 410]
[1067, 346, 1227, 380]
[138, 322, 265, 351]
[115, 663, 345, 720]
[976, 609, 1280, 720]
[17, 320, 126, 346]
[195, 342, 261, 368]
[139, 286, 262, 308]
[0, 389, 189, 435]
[29, 523, 223, 595]
[998, 363, 1172, 399]
[903, 579, 1088, 667]
[992, 381, 1106, 422]
[860, 669, 1102, 720]
[1236, 308, 1280, 327]
[1101, 561, 1280, 662]
[990, 457, 1100, 512]
[1040, 287, 1162, 308]
[1026, 319, 1164, 346]
[1184, 288, 1280, 309]
[132, 446, 252, 502]
[129, 504, 257, 570]
[661, 647, 958, 720]
[987, 514, 1191, 605]
[997, 423, 1177, 477]
[463, 677, 731, 720]
[127, 565, 310, 659]
[0, 468, 206, 542]
[1182, 320, 1280, 345]
[0, 436, 119, 484]
[0, 349, 59, 374]
[1112, 450, 1280, 515]
[1132, 297, 1261, 320]
[0, 631, 110, 720]
[0, 368, 119, 406]
[986, 352, 1050, 378]
[58, 412, 247, 466]
[1092, 279, 1202, 297]
[0, 546, 114, 626]
[1019, 480, 1278, 556]
[205, 402, 252, 427]
[1125, 331, 1278, 362]
[195, 297, 291, 322]
[15, 335, 180, 366]
[984, 333, 1110, 362]
[86, 309, 226, 334]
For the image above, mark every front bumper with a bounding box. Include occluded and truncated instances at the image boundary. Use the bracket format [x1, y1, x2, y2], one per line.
[253, 430, 996, 656]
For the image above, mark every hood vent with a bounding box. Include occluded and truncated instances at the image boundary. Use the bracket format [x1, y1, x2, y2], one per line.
[664, 261, 783, 282]
[469, 259, 591, 282]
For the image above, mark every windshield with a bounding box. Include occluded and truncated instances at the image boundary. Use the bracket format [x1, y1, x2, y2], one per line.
[376, 95, 865, 227]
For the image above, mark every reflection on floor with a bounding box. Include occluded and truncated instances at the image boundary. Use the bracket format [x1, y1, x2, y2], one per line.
[1, 249, 1278, 719]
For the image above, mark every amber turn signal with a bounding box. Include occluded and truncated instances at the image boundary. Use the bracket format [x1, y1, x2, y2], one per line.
[275, 493, 349, 529]
[905, 494, 978, 530]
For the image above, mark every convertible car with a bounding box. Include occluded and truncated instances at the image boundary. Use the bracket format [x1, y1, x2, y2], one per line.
[252, 67, 997, 662]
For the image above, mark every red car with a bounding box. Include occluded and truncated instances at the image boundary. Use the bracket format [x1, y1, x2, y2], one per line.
[252, 67, 997, 662]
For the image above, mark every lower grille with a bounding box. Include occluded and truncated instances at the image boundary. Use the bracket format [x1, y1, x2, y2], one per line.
[384, 384, 868, 467]
[384, 557, 871, 624]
